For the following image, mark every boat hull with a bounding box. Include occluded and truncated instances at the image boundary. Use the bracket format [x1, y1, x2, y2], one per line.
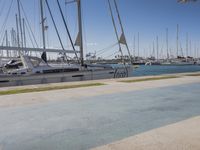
[161, 62, 195, 66]
[0, 66, 133, 87]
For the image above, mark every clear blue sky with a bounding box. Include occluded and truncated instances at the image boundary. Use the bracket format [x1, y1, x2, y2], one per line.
[0, 0, 200, 58]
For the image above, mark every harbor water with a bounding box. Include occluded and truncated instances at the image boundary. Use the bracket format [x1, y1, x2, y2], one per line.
[133, 65, 200, 76]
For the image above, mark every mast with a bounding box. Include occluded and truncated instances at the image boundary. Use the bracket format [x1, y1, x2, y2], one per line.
[176, 24, 179, 57]
[11, 28, 15, 47]
[189, 40, 191, 57]
[22, 18, 26, 48]
[10, 29, 14, 47]
[15, 14, 20, 48]
[5, 30, 9, 57]
[166, 28, 169, 59]
[15, 14, 20, 55]
[186, 32, 188, 57]
[153, 41, 155, 58]
[40, 0, 47, 62]
[138, 32, 140, 57]
[156, 36, 159, 60]
[107, 0, 124, 63]
[17, 0, 24, 49]
[133, 35, 136, 61]
[113, 0, 132, 63]
[57, 0, 79, 62]
[180, 43, 184, 57]
[77, 0, 84, 66]
[194, 43, 197, 58]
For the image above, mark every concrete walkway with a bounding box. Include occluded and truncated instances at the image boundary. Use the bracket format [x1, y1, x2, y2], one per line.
[92, 116, 200, 150]
[0, 73, 200, 108]
[0, 73, 200, 150]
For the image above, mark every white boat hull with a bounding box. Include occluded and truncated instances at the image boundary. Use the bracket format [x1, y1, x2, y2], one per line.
[161, 61, 195, 66]
[0, 66, 133, 87]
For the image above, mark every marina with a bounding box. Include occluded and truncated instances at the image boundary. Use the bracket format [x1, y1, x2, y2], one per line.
[0, 0, 134, 87]
[0, 0, 200, 87]
[0, 0, 200, 150]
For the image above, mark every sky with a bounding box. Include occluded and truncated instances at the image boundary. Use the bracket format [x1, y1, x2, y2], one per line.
[0, 0, 200, 59]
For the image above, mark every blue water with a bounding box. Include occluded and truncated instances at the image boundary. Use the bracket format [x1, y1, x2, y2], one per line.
[133, 65, 200, 76]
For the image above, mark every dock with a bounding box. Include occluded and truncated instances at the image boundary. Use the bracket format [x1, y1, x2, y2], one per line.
[0, 72, 200, 150]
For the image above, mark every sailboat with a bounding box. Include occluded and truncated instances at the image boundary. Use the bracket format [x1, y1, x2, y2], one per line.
[161, 25, 196, 66]
[0, 0, 133, 87]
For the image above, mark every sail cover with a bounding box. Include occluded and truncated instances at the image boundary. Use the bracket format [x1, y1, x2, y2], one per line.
[75, 32, 81, 47]
[119, 33, 127, 45]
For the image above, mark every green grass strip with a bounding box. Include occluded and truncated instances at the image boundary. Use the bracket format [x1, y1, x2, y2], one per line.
[119, 76, 180, 83]
[185, 73, 200, 77]
[0, 83, 105, 96]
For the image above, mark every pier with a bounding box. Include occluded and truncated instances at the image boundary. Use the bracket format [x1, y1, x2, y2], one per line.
[0, 72, 200, 150]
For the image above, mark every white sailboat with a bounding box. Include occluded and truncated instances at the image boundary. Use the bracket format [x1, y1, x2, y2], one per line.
[0, 0, 133, 87]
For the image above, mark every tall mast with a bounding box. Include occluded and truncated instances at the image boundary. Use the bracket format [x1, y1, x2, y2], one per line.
[17, 0, 24, 49]
[166, 28, 169, 59]
[5, 30, 9, 57]
[15, 14, 20, 55]
[156, 36, 159, 60]
[153, 41, 155, 58]
[176, 24, 179, 57]
[58, 0, 79, 62]
[22, 18, 26, 48]
[40, 0, 47, 62]
[11, 28, 16, 57]
[11, 28, 14, 47]
[107, 0, 124, 63]
[186, 32, 188, 57]
[133, 35, 135, 61]
[194, 43, 197, 58]
[77, 0, 84, 66]
[113, 0, 132, 63]
[138, 32, 140, 57]
[189, 40, 192, 57]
